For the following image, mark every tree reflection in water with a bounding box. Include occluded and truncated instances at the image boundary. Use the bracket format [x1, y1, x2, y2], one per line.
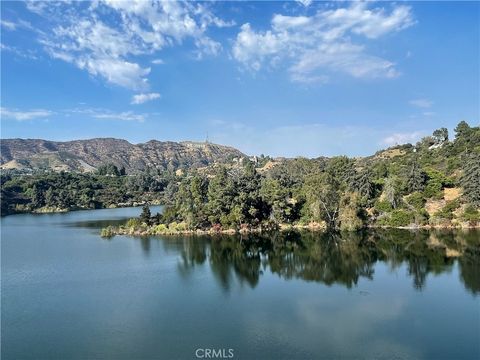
[146, 229, 480, 295]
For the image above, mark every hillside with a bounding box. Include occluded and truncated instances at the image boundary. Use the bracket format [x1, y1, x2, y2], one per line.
[0, 138, 245, 173]
[1, 121, 479, 227]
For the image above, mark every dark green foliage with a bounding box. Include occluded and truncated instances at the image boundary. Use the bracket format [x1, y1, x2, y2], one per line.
[461, 153, 480, 207]
[0, 169, 165, 214]
[350, 168, 375, 200]
[383, 176, 402, 209]
[2, 121, 479, 230]
[96, 163, 124, 176]
[140, 205, 151, 224]
[423, 168, 453, 199]
[378, 210, 414, 227]
[406, 158, 427, 193]
[462, 205, 480, 224]
[406, 192, 426, 210]
[433, 128, 448, 144]
[434, 200, 461, 220]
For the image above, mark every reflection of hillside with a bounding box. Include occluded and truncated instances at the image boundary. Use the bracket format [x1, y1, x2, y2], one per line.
[150, 230, 480, 294]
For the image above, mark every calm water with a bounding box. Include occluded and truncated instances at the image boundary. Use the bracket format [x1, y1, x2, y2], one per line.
[1, 207, 479, 359]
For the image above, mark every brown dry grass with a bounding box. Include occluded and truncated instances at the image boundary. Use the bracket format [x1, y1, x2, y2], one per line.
[444, 187, 462, 201]
[257, 160, 279, 172]
[446, 248, 462, 257]
[0, 160, 25, 170]
[425, 199, 446, 216]
[375, 148, 405, 159]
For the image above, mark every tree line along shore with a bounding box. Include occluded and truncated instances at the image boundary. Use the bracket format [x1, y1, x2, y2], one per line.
[102, 121, 479, 236]
[1, 121, 479, 234]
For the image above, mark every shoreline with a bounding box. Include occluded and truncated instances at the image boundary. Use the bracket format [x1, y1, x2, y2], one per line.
[1, 201, 163, 217]
[101, 221, 480, 237]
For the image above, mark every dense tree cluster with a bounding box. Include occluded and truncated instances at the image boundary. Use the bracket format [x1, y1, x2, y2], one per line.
[137, 121, 479, 231]
[0, 169, 170, 215]
[2, 121, 479, 229]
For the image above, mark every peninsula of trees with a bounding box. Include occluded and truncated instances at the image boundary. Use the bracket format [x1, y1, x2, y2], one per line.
[102, 121, 479, 236]
[1, 121, 479, 233]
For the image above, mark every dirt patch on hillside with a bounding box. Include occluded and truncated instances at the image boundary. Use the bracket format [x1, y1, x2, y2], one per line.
[425, 199, 446, 216]
[444, 187, 462, 201]
[258, 160, 279, 172]
[375, 148, 405, 159]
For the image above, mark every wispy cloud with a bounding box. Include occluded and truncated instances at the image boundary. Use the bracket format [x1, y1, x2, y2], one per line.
[232, 2, 414, 83]
[131, 93, 161, 105]
[1, 107, 52, 121]
[67, 108, 146, 122]
[1, 43, 39, 60]
[409, 98, 433, 108]
[93, 111, 145, 122]
[382, 131, 423, 146]
[1, 20, 17, 31]
[30, 1, 233, 91]
[151, 59, 164, 65]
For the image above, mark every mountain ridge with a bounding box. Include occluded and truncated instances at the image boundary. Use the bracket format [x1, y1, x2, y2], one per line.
[0, 138, 246, 173]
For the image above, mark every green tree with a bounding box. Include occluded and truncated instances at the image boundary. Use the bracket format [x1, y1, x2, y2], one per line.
[338, 192, 365, 231]
[432, 128, 448, 144]
[303, 173, 341, 229]
[406, 158, 426, 193]
[140, 205, 151, 224]
[45, 187, 55, 207]
[461, 153, 480, 207]
[383, 176, 402, 209]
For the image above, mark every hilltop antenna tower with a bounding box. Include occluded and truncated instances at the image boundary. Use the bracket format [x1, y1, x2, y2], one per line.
[205, 132, 209, 144]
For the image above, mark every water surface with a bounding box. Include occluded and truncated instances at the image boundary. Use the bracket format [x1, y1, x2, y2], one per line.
[2, 207, 479, 359]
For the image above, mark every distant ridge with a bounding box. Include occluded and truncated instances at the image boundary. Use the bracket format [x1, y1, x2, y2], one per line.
[0, 138, 246, 173]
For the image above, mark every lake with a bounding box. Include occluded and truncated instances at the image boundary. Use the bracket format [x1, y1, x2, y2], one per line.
[1, 207, 479, 359]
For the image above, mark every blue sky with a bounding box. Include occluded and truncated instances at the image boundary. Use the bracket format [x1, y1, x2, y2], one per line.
[1, 1, 479, 157]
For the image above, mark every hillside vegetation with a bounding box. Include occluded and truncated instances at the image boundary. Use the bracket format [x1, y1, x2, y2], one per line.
[103, 121, 479, 235]
[2, 121, 479, 231]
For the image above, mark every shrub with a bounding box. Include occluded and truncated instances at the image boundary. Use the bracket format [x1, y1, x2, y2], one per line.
[406, 192, 426, 210]
[126, 218, 141, 228]
[153, 224, 168, 234]
[374, 200, 393, 213]
[434, 200, 460, 220]
[377, 210, 414, 227]
[101, 226, 115, 238]
[462, 205, 480, 225]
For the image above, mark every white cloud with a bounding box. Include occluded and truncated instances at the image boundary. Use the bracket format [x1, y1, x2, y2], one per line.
[0, 18, 34, 32]
[1, 20, 17, 31]
[131, 93, 161, 105]
[30, 0, 232, 90]
[1, 43, 39, 60]
[66, 107, 146, 122]
[409, 98, 433, 108]
[151, 59, 164, 65]
[1, 107, 52, 121]
[92, 111, 145, 122]
[233, 2, 414, 83]
[382, 131, 423, 146]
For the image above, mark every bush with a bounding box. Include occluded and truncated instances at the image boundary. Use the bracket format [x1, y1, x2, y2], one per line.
[462, 205, 480, 225]
[101, 226, 115, 238]
[153, 224, 168, 234]
[406, 192, 426, 210]
[377, 210, 414, 227]
[374, 200, 393, 213]
[434, 200, 460, 220]
[126, 218, 141, 228]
